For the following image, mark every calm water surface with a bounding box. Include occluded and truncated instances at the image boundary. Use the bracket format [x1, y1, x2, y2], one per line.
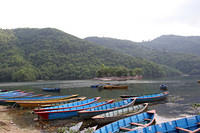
[0, 76, 200, 128]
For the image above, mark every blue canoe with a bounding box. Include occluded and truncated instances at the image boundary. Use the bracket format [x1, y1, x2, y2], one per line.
[128, 115, 200, 133]
[0, 91, 33, 98]
[95, 110, 156, 133]
[42, 88, 60, 92]
[36, 100, 114, 120]
[78, 98, 136, 119]
[0, 90, 21, 95]
[0, 94, 78, 102]
[33, 97, 101, 112]
[120, 91, 169, 103]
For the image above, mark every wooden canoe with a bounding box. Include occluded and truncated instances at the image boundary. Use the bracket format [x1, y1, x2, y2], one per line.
[129, 115, 200, 133]
[103, 85, 128, 89]
[198, 80, 200, 83]
[92, 103, 148, 124]
[78, 98, 136, 119]
[35, 100, 114, 120]
[120, 91, 169, 103]
[16, 97, 87, 108]
[33, 97, 101, 112]
[94, 110, 156, 133]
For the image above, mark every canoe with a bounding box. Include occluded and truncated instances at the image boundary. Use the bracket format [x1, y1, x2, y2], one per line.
[0, 89, 8, 92]
[128, 115, 200, 133]
[92, 103, 148, 125]
[39, 97, 86, 107]
[120, 91, 169, 103]
[160, 84, 168, 90]
[0, 91, 28, 97]
[0, 90, 21, 95]
[91, 83, 111, 88]
[103, 85, 128, 89]
[35, 100, 113, 120]
[16, 97, 87, 108]
[78, 98, 136, 119]
[0, 94, 78, 102]
[33, 97, 101, 112]
[94, 110, 156, 133]
[42, 88, 60, 92]
[198, 80, 200, 83]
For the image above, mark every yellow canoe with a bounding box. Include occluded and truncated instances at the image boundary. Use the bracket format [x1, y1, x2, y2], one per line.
[16, 97, 86, 108]
[103, 85, 128, 89]
[39, 97, 87, 107]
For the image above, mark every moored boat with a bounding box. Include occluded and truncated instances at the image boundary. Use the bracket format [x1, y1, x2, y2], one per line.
[103, 85, 128, 89]
[34, 97, 101, 112]
[16, 97, 87, 108]
[0, 89, 8, 92]
[120, 91, 169, 103]
[94, 110, 156, 133]
[0, 90, 20, 95]
[35, 100, 113, 120]
[92, 103, 148, 125]
[78, 98, 136, 119]
[42, 88, 60, 92]
[0, 91, 34, 98]
[39, 97, 86, 107]
[160, 84, 168, 90]
[0, 94, 78, 103]
[91, 83, 111, 88]
[128, 115, 200, 133]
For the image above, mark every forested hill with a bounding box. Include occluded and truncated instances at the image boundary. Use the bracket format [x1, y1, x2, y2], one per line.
[143, 35, 200, 56]
[85, 37, 200, 75]
[0, 28, 180, 82]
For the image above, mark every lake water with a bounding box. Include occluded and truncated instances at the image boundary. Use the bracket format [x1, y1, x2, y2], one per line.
[0, 75, 200, 130]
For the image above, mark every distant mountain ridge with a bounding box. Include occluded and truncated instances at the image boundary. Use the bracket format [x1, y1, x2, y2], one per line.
[143, 35, 200, 56]
[85, 36, 200, 75]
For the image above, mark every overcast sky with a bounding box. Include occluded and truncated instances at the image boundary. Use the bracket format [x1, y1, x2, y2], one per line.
[1, 0, 200, 41]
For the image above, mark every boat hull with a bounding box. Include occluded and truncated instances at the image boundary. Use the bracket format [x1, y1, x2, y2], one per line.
[104, 85, 128, 89]
[129, 115, 200, 133]
[34, 97, 100, 112]
[94, 110, 156, 133]
[42, 88, 60, 92]
[36, 100, 113, 120]
[121, 91, 169, 103]
[16, 97, 86, 108]
[78, 98, 136, 119]
[92, 103, 148, 125]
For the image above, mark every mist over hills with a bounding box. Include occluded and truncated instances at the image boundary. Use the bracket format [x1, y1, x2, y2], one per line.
[85, 36, 200, 75]
[143, 35, 200, 56]
[0, 28, 181, 82]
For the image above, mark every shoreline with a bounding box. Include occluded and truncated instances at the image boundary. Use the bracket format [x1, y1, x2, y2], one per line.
[0, 105, 195, 133]
[0, 105, 39, 133]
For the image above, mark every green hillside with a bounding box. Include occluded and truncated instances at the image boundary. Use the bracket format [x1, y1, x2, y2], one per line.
[85, 37, 200, 75]
[143, 35, 200, 56]
[0, 28, 181, 82]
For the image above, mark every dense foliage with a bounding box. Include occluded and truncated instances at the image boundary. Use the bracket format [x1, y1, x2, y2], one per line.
[86, 37, 200, 75]
[0, 28, 181, 81]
